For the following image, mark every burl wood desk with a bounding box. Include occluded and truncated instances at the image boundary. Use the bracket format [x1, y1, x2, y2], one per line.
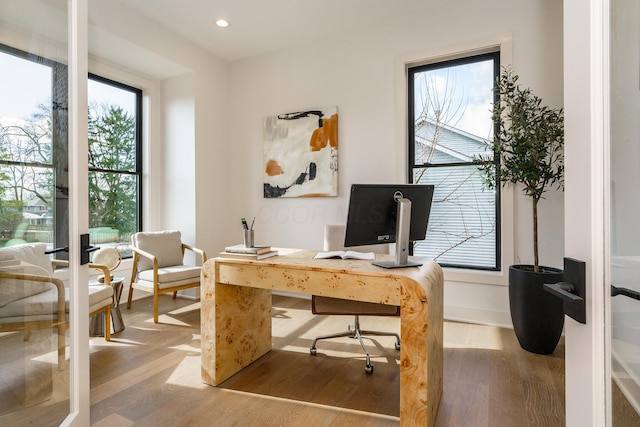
[200, 248, 444, 426]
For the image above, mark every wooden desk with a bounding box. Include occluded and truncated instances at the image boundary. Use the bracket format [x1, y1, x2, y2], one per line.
[200, 248, 444, 426]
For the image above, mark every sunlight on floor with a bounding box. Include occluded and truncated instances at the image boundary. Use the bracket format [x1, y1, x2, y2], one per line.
[272, 299, 507, 354]
[168, 343, 201, 353]
[129, 325, 163, 331]
[169, 302, 201, 315]
[165, 355, 208, 389]
[90, 338, 141, 347]
[443, 321, 504, 351]
[144, 315, 191, 326]
[218, 388, 400, 422]
[29, 349, 59, 365]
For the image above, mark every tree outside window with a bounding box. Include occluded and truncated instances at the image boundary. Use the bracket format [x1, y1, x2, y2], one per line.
[88, 76, 142, 254]
[408, 52, 500, 270]
[0, 46, 141, 255]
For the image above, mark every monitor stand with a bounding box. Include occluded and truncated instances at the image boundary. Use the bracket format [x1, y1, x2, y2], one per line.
[372, 197, 423, 269]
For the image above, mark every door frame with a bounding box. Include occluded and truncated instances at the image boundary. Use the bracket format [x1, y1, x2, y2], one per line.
[63, 0, 90, 425]
[563, 0, 609, 425]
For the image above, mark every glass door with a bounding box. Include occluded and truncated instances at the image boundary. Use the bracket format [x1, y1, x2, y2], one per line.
[0, 1, 89, 425]
[609, 0, 640, 424]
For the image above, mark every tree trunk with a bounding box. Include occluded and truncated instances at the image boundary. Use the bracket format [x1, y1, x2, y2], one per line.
[532, 196, 539, 272]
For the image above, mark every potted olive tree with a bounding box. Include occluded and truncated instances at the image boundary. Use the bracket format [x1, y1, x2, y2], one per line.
[476, 67, 564, 354]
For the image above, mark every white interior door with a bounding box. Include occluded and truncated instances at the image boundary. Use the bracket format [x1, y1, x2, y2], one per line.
[0, 1, 89, 425]
[564, 0, 640, 425]
[563, 0, 608, 425]
[608, 0, 640, 424]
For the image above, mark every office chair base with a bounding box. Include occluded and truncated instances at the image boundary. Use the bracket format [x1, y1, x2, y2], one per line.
[309, 316, 400, 374]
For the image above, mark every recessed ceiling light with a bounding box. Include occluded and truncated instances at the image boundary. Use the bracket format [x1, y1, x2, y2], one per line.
[215, 19, 229, 28]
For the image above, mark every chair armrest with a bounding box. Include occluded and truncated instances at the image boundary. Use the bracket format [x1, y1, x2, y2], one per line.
[52, 259, 69, 271]
[88, 263, 111, 287]
[182, 243, 207, 263]
[50, 259, 112, 287]
[0, 271, 66, 324]
[130, 245, 158, 268]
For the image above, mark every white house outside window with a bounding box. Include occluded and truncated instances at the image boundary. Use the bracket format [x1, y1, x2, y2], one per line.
[408, 52, 500, 270]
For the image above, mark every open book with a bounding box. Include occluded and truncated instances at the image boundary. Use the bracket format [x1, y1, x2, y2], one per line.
[313, 250, 375, 261]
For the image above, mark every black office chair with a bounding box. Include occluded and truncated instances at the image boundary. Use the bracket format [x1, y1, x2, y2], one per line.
[309, 224, 401, 374]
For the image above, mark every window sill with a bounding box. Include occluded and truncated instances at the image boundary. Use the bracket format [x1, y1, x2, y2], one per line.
[442, 266, 508, 287]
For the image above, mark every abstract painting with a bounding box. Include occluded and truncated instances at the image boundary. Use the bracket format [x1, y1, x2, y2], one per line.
[263, 106, 338, 198]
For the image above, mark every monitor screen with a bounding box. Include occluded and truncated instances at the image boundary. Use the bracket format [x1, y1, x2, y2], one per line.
[344, 184, 434, 248]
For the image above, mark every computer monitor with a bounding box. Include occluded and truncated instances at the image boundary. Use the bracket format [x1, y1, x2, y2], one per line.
[344, 183, 434, 268]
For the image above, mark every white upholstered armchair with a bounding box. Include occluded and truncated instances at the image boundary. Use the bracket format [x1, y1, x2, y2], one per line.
[127, 230, 207, 323]
[0, 243, 114, 369]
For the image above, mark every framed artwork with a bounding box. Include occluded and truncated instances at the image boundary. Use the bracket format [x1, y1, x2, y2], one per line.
[263, 106, 338, 198]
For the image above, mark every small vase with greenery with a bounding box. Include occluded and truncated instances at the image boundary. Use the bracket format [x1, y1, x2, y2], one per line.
[475, 66, 565, 354]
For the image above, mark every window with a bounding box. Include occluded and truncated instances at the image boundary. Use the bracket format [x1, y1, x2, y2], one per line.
[408, 52, 500, 270]
[0, 44, 142, 255]
[88, 75, 142, 255]
[0, 45, 60, 248]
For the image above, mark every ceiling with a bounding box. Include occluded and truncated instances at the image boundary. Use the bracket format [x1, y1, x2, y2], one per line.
[117, 0, 431, 62]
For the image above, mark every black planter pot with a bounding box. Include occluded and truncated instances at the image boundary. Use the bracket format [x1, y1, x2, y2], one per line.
[509, 265, 564, 355]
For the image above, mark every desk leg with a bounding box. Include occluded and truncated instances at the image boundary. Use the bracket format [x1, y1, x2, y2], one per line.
[399, 280, 443, 427]
[201, 282, 272, 386]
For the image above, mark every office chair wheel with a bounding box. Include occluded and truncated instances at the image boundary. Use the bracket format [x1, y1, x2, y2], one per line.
[310, 347, 317, 356]
[364, 364, 374, 374]
[395, 342, 401, 351]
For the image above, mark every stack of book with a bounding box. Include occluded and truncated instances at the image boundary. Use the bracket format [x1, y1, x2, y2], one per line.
[219, 244, 278, 260]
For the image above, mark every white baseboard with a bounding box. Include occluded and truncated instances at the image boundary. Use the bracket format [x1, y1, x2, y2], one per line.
[444, 304, 513, 329]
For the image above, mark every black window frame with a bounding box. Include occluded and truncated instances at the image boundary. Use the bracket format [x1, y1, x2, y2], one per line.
[407, 51, 501, 271]
[0, 43, 69, 252]
[88, 73, 144, 241]
[0, 43, 143, 254]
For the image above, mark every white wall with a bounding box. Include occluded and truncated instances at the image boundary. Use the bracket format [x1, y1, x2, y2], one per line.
[85, 1, 232, 298]
[226, 0, 564, 326]
[161, 74, 196, 240]
[87, 0, 232, 261]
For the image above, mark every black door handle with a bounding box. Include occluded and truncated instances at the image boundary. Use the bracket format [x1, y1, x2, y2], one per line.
[46, 237, 97, 265]
[45, 246, 69, 254]
[543, 257, 586, 324]
[611, 285, 640, 301]
[80, 233, 98, 265]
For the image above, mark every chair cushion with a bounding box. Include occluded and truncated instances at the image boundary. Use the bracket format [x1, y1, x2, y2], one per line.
[88, 284, 114, 314]
[0, 284, 113, 323]
[134, 230, 183, 272]
[138, 265, 201, 284]
[0, 243, 54, 308]
[312, 296, 400, 316]
[133, 278, 201, 292]
[0, 269, 53, 310]
[0, 243, 52, 275]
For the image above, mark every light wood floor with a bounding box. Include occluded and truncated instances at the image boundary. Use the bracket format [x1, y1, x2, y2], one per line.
[1, 294, 565, 426]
